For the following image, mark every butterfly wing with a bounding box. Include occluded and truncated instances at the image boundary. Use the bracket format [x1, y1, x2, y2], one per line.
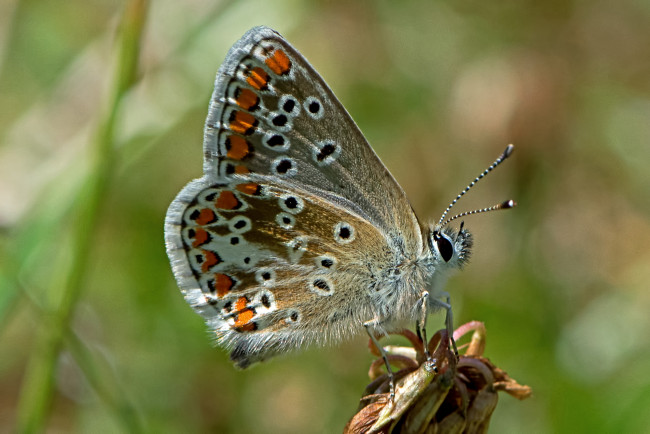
[203, 26, 423, 252]
[166, 178, 420, 367]
[165, 27, 425, 367]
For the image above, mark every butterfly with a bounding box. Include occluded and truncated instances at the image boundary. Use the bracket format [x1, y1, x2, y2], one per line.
[164, 26, 514, 371]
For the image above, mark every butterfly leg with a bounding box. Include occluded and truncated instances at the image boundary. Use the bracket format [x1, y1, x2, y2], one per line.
[363, 321, 396, 399]
[416, 290, 431, 360]
[431, 292, 459, 357]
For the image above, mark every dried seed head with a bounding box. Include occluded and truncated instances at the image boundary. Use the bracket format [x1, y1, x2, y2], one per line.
[345, 322, 532, 434]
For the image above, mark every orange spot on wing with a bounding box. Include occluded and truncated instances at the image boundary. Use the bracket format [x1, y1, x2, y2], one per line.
[234, 165, 250, 174]
[215, 190, 240, 210]
[214, 273, 234, 297]
[235, 88, 260, 110]
[234, 308, 255, 328]
[246, 67, 269, 90]
[195, 208, 216, 225]
[226, 135, 251, 160]
[201, 250, 221, 272]
[235, 296, 248, 312]
[265, 49, 291, 75]
[229, 111, 257, 135]
[191, 228, 210, 247]
[235, 182, 261, 195]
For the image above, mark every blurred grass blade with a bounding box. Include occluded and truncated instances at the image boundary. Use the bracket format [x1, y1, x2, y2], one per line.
[65, 330, 145, 432]
[15, 0, 149, 432]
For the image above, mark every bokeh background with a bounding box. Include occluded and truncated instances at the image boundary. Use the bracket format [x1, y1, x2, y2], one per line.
[2, 0, 650, 432]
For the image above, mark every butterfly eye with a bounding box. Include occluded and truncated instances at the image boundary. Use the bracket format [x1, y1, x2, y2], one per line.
[434, 232, 454, 262]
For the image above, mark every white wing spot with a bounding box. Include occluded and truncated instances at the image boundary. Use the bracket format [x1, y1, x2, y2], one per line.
[271, 157, 297, 177]
[304, 96, 324, 119]
[279, 194, 304, 214]
[285, 309, 301, 325]
[309, 277, 334, 296]
[276, 212, 296, 229]
[254, 291, 276, 313]
[286, 236, 309, 263]
[255, 268, 276, 286]
[278, 94, 300, 117]
[228, 216, 252, 234]
[334, 222, 355, 244]
[313, 140, 341, 166]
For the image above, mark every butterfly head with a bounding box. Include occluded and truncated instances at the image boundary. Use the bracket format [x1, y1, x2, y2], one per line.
[426, 144, 517, 273]
[428, 222, 473, 270]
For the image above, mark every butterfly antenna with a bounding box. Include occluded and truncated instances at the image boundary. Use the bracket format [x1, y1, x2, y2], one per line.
[437, 144, 515, 227]
[440, 200, 516, 228]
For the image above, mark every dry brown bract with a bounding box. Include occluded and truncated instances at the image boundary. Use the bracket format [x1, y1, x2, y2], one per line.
[344, 321, 531, 434]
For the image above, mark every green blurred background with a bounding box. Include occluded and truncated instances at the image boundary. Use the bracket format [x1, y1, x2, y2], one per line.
[2, 0, 650, 432]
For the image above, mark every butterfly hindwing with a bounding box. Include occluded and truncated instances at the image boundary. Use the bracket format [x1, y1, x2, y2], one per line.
[166, 177, 417, 367]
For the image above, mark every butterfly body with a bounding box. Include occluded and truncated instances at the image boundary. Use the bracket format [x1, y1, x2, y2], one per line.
[165, 27, 473, 368]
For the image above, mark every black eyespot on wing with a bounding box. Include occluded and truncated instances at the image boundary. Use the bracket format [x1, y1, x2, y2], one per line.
[316, 142, 336, 161]
[313, 279, 330, 291]
[276, 159, 292, 174]
[308, 101, 320, 113]
[266, 134, 285, 147]
[282, 99, 295, 112]
[272, 114, 288, 127]
[284, 197, 298, 209]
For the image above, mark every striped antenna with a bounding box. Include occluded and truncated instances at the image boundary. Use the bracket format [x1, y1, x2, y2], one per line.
[437, 144, 515, 227]
[439, 200, 516, 228]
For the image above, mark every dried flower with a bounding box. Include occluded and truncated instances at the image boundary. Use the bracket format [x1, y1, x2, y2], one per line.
[345, 321, 531, 434]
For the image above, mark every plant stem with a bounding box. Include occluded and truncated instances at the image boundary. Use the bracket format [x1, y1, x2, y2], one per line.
[15, 1, 149, 431]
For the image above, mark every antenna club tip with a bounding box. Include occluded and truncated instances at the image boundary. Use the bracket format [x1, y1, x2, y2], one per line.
[503, 144, 515, 159]
[502, 199, 516, 208]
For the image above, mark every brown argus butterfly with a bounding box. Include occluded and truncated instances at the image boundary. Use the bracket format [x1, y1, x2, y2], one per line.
[164, 27, 514, 375]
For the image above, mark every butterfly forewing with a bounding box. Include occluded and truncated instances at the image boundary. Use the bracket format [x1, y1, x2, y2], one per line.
[204, 26, 423, 252]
